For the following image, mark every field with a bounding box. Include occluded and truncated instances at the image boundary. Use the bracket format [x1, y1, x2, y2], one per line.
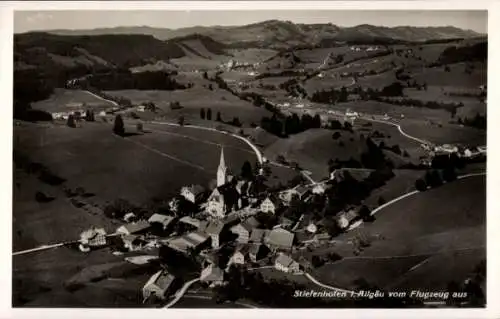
[398, 118, 486, 145]
[264, 128, 369, 180]
[14, 121, 258, 206]
[312, 175, 486, 291]
[31, 89, 116, 113]
[104, 86, 272, 127]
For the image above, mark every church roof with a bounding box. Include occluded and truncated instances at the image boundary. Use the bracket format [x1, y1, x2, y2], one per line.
[218, 147, 226, 170]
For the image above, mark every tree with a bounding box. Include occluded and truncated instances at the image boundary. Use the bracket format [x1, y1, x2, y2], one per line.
[206, 108, 212, 120]
[358, 205, 373, 222]
[67, 114, 76, 128]
[415, 178, 427, 191]
[85, 109, 95, 122]
[241, 161, 253, 180]
[136, 123, 143, 133]
[113, 114, 125, 136]
[378, 196, 386, 206]
[332, 131, 342, 140]
[216, 112, 222, 122]
[200, 108, 206, 120]
[443, 166, 457, 182]
[343, 121, 353, 131]
[178, 116, 185, 126]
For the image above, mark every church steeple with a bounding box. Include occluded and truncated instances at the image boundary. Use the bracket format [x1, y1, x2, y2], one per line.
[217, 146, 227, 187]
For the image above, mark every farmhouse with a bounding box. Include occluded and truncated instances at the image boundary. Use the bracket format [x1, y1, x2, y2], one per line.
[227, 244, 251, 267]
[230, 217, 260, 244]
[265, 228, 294, 251]
[248, 243, 270, 262]
[260, 195, 279, 214]
[200, 264, 225, 287]
[142, 270, 176, 302]
[179, 216, 202, 228]
[116, 220, 151, 235]
[180, 185, 206, 203]
[205, 220, 225, 249]
[274, 253, 300, 273]
[148, 214, 175, 230]
[80, 227, 107, 247]
[278, 189, 300, 206]
[337, 209, 359, 229]
[122, 234, 143, 251]
[249, 228, 270, 244]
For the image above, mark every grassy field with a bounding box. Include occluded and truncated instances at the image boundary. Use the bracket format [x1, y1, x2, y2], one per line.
[14, 121, 256, 206]
[313, 175, 486, 291]
[104, 87, 272, 127]
[31, 89, 115, 113]
[398, 118, 486, 145]
[412, 63, 486, 88]
[264, 128, 369, 180]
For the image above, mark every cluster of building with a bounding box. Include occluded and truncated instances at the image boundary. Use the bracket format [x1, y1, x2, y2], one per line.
[77, 147, 363, 303]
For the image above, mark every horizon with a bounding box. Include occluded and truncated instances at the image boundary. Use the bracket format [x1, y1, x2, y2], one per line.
[14, 10, 487, 34]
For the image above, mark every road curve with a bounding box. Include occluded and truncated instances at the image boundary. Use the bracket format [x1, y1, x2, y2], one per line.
[303, 272, 355, 295]
[150, 121, 264, 165]
[163, 278, 200, 308]
[361, 117, 429, 145]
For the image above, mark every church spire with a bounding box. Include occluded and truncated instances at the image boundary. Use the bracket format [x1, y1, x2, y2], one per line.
[217, 146, 227, 187]
[218, 146, 226, 171]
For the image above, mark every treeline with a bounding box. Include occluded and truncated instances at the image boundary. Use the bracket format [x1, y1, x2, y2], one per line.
[279, 79, 308, 98]
[457, 113, 487, 130]
[84, 70, 190, 91]
[14, 69, 55, 121]
[437, 42, 487, 65]
[260, 112, 322, 137]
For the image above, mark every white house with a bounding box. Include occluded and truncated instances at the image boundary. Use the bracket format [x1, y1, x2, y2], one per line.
[200, 264, 224, 287]
[180, 185, 205, 203]
[312, 184, 325, 195]
[142, 270, 175, 302]
[274, 253, 300, 273]
[260, 196, 279, 214]
[206, 188, 226, 218]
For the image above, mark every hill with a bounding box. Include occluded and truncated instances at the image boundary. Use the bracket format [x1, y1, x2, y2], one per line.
[39, 20, 484, 49]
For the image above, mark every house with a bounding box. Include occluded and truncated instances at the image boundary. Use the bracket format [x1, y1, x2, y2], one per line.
[125, 255, 159, 265]
[122, 234, 143, 251]
[123, 212, 137, 223]
[205, 220, 225, 249]
[206, 188, 226, 218]
[264, 228, 295, 251]
[200, 264, 225, 287]
[79, 227, 107, 247]
[142, 270, 176, 302]
[278, 189, 300, 206]
[227, 244, 251, 267]
[167, 231, 209, 253]
[279, 217, 294, 229]
[260, 195, 279, 214]
[274, 253, 300, 273]
[312, 184, 325, 195]
[180, 185, 206, 203]
[249, 228, 270, 244]
[137, 105, 146, 112]
[230, 217, 260, 244]
[179, 216, 202, 228]
[306, 223, 318, 234]
[337, 209, 359, 229]
[148, 213, 175, 230]
[248, 243, 270, 263]
[295, 230, 316, 245]
[116, 220, 151, 235]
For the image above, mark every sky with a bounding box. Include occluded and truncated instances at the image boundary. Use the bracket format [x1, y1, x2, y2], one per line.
[14, 10, 487, 34]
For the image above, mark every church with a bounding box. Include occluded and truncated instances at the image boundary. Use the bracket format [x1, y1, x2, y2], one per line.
[206, 147, 239, 218]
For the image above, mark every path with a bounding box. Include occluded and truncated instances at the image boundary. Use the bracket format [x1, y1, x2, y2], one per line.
[303, 272, 355, 295]
[163, 278, 200, 308]
[12, 242, 69, 256]
[360, 117, 430, 145]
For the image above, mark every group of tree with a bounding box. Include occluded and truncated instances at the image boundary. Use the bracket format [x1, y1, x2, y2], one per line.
[260, 112, 323, 137]
[14, 69, 55, 121]
[310, 87, 349, 104]
[87, 69, 190, 91]
[457, 113, 486, 130]
[85, 109, 96, 122]
[415, 167, 458, 191]
[375, 96, 462, 116]
[200, 108, 213, 120]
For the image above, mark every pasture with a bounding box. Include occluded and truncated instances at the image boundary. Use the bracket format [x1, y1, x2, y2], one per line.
[314, 175, 486, 291]
[104, 87, 272, 127]
[31, 89, 115, 114]
[13, 121, 257, 206]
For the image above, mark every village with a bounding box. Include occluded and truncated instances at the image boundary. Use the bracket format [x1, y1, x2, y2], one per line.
[76, 145, 351, 306]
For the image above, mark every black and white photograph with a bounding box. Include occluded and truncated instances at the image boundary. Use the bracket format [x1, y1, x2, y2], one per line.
[5, 2, 494, 313]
